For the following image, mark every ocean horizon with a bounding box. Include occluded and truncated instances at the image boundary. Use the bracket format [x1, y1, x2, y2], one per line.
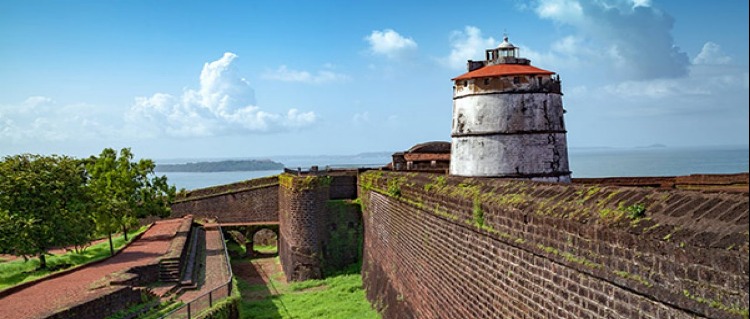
[157, 145, 749, 191]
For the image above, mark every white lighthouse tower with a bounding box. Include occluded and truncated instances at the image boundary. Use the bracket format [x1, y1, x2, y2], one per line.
[449, 36, 571, 183]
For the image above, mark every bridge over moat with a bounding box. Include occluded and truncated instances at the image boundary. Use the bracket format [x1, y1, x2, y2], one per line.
[170, 170, 363, 282]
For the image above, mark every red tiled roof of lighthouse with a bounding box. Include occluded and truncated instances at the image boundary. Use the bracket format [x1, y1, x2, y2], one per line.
[452, 64, 555, 81]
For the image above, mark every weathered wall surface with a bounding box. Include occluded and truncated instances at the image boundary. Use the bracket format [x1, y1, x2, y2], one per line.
[329, 174, 358, 200]
[171, 176, 279, 223]
[575, 173, 749, 193]
[322, 200, 363, 274]
[46, 287, 148, 319]
[277, 174, 363, 281]
[450, 83, 570, 182]
[360, 171, 748, 319]
[278, 174, 329, 281]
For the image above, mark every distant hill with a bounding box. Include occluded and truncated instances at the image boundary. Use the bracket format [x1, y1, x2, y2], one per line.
[156, 159, 284, 172]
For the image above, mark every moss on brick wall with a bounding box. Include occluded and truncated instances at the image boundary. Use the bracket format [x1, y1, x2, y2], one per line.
[359, 170, 749, 319]
[322, 200, 363, 275]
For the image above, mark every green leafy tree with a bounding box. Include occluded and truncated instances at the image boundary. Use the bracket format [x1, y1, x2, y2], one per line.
[0, 154, 93, 268]
[86, 148, 175, 255]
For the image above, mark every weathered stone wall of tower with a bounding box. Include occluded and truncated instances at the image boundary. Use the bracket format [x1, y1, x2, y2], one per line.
[278, 174, 330, 281]
[360, 171, 748, 319]
[450, 75, 571, 182]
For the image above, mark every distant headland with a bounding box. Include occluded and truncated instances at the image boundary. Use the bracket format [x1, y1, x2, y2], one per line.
[156, 159, 284, 172]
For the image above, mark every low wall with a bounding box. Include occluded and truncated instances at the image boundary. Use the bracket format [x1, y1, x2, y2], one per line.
[360, 171, 749, 319]
[574, 172, 749, 193]
[46, 286, 148, 319]
[171, 176, 279, 224]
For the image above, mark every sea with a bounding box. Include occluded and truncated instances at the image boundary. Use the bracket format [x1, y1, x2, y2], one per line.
[156, 145, 749, 191]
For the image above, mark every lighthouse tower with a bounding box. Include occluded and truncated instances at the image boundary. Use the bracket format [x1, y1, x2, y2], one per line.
[449, 36, 571, 183]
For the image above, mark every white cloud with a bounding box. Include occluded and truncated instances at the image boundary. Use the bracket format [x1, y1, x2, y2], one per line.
[0, 98, 115, 143]
[365, 29, 418, 59]
[440, 26, 497, 70]
[532, 0, 689, 80]
[535, 0, 584, 24]
[567, 62, 748, 120]
[127, 52, 317, 137]
[23, 96, 54, 108]
[262, 65, 349, 84]
[693, 42, 732, 65]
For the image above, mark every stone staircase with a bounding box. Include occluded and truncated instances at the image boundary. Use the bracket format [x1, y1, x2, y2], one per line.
[158, 258, 182, 282]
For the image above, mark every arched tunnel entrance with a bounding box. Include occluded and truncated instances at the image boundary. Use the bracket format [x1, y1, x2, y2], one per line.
[224, 224, 279, 258]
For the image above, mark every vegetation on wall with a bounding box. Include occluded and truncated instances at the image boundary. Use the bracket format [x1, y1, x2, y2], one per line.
[323, 200, 363, 275]
[279, 174, 331, 191]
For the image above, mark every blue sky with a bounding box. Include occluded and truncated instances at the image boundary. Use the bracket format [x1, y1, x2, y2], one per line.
[1, 0, 748, 160]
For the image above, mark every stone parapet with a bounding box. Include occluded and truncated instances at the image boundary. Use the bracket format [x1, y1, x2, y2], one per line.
[360, 171, 748, 319]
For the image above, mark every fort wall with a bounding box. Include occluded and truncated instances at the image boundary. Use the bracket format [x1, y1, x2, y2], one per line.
[171, 176, 279, 223]
[359, 171, 749, 319]
[575, 172, 749, 193]
[278, 174, 330, 281]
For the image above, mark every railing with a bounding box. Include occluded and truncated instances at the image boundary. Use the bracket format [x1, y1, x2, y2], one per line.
[160, 224, 234, 319]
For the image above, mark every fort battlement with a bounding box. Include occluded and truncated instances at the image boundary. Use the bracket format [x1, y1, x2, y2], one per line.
[170, 170, 749, 318]
[359, 171, 748, 319]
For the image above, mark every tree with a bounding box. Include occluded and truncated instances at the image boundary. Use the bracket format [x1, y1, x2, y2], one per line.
[0, 154, 93, 269]
[86, 148, 175, 255]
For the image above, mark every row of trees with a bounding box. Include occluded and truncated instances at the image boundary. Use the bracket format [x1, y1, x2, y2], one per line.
[0, 148, 176, 269]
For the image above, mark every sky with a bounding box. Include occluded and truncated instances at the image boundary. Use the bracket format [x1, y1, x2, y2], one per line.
[1, 0, 748, 160]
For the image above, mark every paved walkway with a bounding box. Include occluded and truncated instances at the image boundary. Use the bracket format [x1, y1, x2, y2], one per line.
[0, 218, 188, 319]
[178, 225, 231, 302]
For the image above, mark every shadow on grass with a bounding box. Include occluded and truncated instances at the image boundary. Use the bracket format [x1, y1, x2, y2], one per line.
[233, 258, 283, 319]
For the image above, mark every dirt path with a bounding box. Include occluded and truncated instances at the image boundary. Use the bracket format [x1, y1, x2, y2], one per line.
[0, 218, 188, 319]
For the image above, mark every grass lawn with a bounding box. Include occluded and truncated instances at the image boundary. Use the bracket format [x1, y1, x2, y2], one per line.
[253, 244, 277, 254]
[0, 225, 149, 291]
[235, 254, 380, 319]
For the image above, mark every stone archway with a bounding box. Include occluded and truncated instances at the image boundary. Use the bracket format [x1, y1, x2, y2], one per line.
[244, 224, 279, 257]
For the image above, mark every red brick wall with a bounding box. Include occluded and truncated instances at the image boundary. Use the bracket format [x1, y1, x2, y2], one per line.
[278, 174, 329, 281]
[329, 174, 358, 200]
[171, 178, 279, 224]
[360, 171, 749, 319]
[574, 172, 748, 193]
[46, 286, 146, 319]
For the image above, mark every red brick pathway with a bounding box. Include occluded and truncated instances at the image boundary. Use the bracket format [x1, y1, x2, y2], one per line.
[177, 226, 230, 301]
[0, 218, 189, 319]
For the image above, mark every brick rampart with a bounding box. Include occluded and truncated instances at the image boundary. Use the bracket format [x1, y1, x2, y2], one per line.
[171, 176, 279, 224]
[322, 200, 363, 274]
[575, 172, 749, 193]
[329, 174, 358, 200]
[360, 171, 749, 319]
[278, 174, 330, 281]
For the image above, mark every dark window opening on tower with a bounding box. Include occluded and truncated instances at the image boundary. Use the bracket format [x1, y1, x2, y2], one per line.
[484, 78, 490, 85]
[513, 77, 520, 84]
